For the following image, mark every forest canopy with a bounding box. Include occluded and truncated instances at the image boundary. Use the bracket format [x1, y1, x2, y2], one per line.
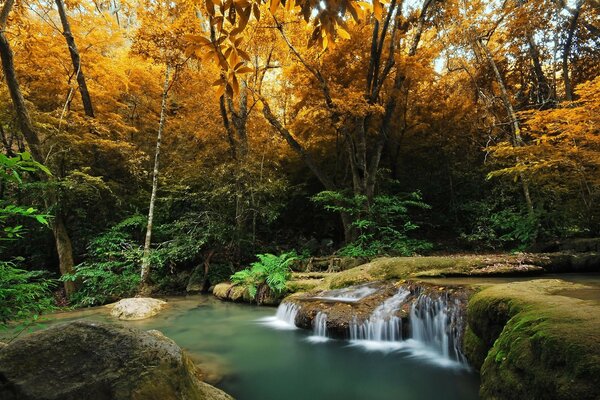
[0, 0, 598, 307]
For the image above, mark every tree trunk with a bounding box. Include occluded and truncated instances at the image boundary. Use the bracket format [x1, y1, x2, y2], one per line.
[1, 0, 77, 296]
[55, 0, 94, 117]
[478, 38, 535, 217]
[562, 0, 583, 101]
[53, 216, 77, 296]
[140, 65, 170, 293]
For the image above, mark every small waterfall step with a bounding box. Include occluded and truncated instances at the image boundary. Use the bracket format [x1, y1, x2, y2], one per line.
[307, 311, 329, 343]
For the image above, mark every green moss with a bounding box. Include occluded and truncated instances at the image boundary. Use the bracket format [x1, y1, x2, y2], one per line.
[466, 279, 600, 400]
[316, 254, 550, 291]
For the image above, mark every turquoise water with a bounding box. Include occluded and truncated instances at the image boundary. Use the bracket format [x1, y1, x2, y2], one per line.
[3, 296, 480, 400]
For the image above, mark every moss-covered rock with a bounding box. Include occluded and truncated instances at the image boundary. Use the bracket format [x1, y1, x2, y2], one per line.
[0, 320, 233, 400]
[466, 279, 600, 400]
[211, 282, 282, 305]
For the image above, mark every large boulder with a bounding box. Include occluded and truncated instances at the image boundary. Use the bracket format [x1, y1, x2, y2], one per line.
[108, 297, 167, 320]
[0, 320, 233, 400]
[465, 280, 600, 400]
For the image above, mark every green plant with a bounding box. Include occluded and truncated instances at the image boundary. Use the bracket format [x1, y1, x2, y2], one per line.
[312, 191, 432, 257]
[230, 251, 298, 298]
[62, 215, 146, 306]
[0, 260, 56, 327]
[0, 152, 55, 327]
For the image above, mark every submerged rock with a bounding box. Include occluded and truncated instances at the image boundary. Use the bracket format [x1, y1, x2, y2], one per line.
[0, 320, 233, 400]
[108, 297, 167, 320]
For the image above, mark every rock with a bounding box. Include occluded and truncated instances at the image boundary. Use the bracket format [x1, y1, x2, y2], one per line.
[465, 280, 600, 400]
[108, 297, 167, 320]
[0, 320, 234, 400]
[212, 282, 280, 305]
[213, 282, 233, 300]
[287, 281, 470, 339]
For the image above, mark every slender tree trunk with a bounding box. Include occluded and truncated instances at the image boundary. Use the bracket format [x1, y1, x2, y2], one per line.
[562, 0, 583, 101]
[140, 65, 170, 292]
[478, 39, 535, 217]
[55, 0, 94, 117]
[1, 0, 77, 296]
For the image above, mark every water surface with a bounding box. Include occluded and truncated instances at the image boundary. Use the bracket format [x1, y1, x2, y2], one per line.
[3, 296, 480, 400]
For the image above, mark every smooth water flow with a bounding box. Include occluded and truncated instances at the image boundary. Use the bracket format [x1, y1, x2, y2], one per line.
[259, 301, 299, 330]
[307, 311, 329, 342]
[350, 289, 410, 342]
[313, 284, 379, 302]
[410, 292, 466, 363]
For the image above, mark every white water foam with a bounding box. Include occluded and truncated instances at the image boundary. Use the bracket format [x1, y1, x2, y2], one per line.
[349, 289, 410, 342]
[258, 302, 300, 330]
[312, 284, 379, 303]
[307, 311, 329, 343]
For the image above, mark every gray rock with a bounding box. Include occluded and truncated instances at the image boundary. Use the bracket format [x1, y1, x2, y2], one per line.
[0, 320, 234, 400]
[108, 297, 167, 320]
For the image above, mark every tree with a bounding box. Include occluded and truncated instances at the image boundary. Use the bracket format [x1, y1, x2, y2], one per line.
[55, 0, 95, 117]
[0, 0, 77, 296]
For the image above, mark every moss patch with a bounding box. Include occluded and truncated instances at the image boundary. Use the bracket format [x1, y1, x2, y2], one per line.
[466, 279, 600, 400]
[317, 254, 554, 291]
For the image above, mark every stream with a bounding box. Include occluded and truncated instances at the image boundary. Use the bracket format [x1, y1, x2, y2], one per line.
[3, 295, 480, 400]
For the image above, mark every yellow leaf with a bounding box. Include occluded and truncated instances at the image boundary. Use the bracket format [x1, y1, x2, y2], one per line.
[270, 0, 280, 14]
[337, 27, 350, 40]
[373, 0, 383, 21]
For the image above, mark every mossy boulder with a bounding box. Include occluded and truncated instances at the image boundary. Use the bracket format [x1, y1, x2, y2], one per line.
[466, 279, 600, 400]
[212, 282, 281, 305]
[0, 320, 233, 400]
[318, 255, 556, 290]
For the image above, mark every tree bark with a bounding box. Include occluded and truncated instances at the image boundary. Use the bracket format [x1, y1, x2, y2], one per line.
[1, 0, 78, 296]
[562, 0, 583, 101]
[55, 0, 94, 117]
[140, 65, 170, 292]
[478, 38, 535, 217]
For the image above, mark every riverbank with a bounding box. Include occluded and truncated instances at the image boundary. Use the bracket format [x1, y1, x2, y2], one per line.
[210, 254, 600, 400]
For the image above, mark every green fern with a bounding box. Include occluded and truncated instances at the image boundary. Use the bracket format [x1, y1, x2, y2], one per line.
[229, 251, 298, 299]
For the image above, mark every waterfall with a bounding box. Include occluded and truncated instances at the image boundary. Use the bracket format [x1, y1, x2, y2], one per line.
[313, 284, 379, 303]
[409, 292, 466, 364]
[276, 302, 300, 325]
[349, 289, 410, 341]
[307, 311, 329, 343]
[258, 301, 300, 330]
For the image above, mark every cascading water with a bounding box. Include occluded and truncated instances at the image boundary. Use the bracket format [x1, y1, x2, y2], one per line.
[261, 283, 469, 368]
[313, 284, 379, 303]
[409, 292, 467, 364]
[307, 311, 329, 343]
[349, 289, 410, 342]
[259, 301, 300, 330]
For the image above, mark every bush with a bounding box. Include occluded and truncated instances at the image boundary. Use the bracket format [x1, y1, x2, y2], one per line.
[0, 260, 56, 327]
[62, 216, 146, 306]
[312, 191, 432, 257]
[230, 251, 298, 298]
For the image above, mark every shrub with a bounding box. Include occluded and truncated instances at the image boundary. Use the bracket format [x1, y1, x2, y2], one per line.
[230, 251, 298, 298]
[0, 260, 56, 327]
[62, 216, 146, 306]
[312, 191, 432, 257]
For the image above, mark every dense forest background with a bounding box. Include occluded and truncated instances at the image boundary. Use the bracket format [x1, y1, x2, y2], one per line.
[0, 0, 598, 307]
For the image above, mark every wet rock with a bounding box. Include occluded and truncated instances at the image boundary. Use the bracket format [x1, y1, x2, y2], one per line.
[0, 320, 234, 400]
[108, 297, 167, 320]
[287, 281, 470, 340]
[212, 282, 280, 305]
[466, 280, 600, 400]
